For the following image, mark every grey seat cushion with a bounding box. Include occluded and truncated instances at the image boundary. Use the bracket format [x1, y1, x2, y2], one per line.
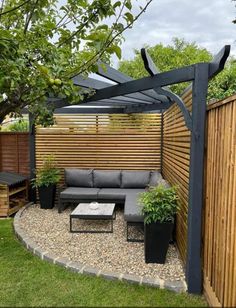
[149, 171, 163, 186]
[121, 170, 151, 188]
[60, 187, 99, 200]
[98, 188, 145, 201]
[93, 170, 121, 188]
[124, 192, 144, 222]
[65, 169, 93, 187]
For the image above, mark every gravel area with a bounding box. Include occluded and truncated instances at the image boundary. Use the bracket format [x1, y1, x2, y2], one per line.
[18, 204, 185, 281]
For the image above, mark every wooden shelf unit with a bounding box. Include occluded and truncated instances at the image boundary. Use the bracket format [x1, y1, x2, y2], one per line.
[0, 180, 28, 217]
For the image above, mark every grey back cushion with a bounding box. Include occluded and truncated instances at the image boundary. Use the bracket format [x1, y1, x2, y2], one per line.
[65, 169, 93, 187]
[149, 171, 163, 186]
[93, 170, 121, 188]
[121, 170, 151, 188]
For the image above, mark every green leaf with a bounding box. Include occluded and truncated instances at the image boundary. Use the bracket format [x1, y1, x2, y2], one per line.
[124, 12, 133, 23]
[113, 1, 121, 9]
[107, 45, 122, 59]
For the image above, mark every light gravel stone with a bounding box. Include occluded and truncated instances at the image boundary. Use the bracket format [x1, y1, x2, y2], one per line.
[18, 204, 185, 283]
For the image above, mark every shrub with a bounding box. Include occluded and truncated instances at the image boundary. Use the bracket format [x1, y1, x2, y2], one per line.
[32, 155, 61, 188]
[6, 120, 29, 132]
[139, 185, 179, 224]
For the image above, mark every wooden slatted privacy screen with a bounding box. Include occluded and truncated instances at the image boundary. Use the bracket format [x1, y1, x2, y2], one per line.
[0, 132, 30, 177]
[35, 114, 161, 175]
[162, 89, 192, 263]
[203, 95, 236, 307]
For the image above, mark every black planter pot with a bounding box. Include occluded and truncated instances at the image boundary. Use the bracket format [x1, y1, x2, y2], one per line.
[38, 184, 56, 209]
[144, 221, 174, 264]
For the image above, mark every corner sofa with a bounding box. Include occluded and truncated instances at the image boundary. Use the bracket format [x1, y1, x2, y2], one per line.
[59, 169, 167, 240]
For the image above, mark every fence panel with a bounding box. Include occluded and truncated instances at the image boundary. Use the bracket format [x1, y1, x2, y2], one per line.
[35, 114, 162, 176]
[203, 95, 236, 307]
[162, 89, 192, 263]
[0, 132, 30, 177]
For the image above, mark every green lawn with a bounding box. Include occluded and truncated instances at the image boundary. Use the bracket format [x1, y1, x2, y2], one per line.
[0, 219, 207, 307]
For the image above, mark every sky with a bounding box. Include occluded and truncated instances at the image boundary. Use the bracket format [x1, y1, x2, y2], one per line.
[113, 0, 236, 67]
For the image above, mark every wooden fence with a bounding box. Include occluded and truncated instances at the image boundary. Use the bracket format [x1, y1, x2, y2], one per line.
[162, 89, 192, 262]
[0, 132, 30, 177]
[35, 114, 162, 176]
[203, 95, 236, 307]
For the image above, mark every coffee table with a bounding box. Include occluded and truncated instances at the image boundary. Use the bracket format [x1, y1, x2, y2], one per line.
[70, 203, 116, 233]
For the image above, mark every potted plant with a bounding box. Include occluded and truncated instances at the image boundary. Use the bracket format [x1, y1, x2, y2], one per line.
[139, 184, 179, 264]
[32, 155, 61, 209]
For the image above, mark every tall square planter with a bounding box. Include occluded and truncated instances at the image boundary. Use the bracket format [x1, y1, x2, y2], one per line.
[38, 184, 56, 209]
[144, 222, 174, 264]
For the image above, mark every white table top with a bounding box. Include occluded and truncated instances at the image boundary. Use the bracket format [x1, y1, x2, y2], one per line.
[70, 203, 115, 219]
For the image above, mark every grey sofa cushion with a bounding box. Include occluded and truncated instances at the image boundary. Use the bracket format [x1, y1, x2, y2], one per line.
[149, 171, 163, 186]
[93, 170, 121, 188]
[97, 188, 145, 201]
[124, 192, 144, 222]
[60, 187, 99, 200]
[65, 169, 93, 187]
[159, 179, 171, 188]
[121, 170, 151, 188]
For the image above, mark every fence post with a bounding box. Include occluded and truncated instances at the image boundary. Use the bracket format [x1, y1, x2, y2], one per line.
[186, 63, 209, 294]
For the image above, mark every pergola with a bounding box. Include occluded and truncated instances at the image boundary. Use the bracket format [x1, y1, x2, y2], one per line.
[29, 45, 230, 294]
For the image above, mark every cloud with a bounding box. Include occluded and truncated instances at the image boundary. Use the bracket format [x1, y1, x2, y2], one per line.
[113, 0, 236, 66]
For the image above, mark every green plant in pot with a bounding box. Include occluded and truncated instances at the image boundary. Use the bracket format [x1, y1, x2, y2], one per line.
[139, 184, 179, 264]
[32, 155, 61, 209]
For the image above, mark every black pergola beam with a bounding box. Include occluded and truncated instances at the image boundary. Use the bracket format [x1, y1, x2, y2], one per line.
[141, 48, 192, 130]
[48, 66, 194, 110]
[73, 75, 164, 104]
[209, 45, 230, 78]
[85, 66, 195, 103]
[97, 61, 169, 102]
[54, 107, 126, 114]
[125, 101, 172, 113]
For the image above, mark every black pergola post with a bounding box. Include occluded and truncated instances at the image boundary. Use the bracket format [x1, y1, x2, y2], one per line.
[186, 63, 209, 294]
[29, 113, 36, 203]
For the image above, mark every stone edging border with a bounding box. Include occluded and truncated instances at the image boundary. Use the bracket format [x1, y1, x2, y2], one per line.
[13, 205, 187, 293]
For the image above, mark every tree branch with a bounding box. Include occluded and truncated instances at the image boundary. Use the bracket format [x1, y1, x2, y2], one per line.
[69, 0, 153, 78]
[0, 0, 31, 16]
[24, 0, 39, 34]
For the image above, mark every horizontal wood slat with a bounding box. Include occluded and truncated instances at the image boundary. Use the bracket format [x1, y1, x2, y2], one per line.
[163, 89, 192, 263]
[36, 114, 162, 174]
[0, 132, 30, 177]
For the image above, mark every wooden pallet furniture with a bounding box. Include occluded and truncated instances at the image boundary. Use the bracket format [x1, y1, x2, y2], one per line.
[0, 172, 28, 217]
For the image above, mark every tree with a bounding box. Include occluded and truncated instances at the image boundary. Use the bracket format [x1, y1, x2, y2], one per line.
[207, 59, 236, 101]
[0, 0, 153, 125]
[119, 38, 236, 101]
[118, 38, 212, 95]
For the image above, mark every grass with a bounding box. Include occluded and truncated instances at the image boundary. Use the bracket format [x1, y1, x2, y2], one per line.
[0, 219, 207, 307]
